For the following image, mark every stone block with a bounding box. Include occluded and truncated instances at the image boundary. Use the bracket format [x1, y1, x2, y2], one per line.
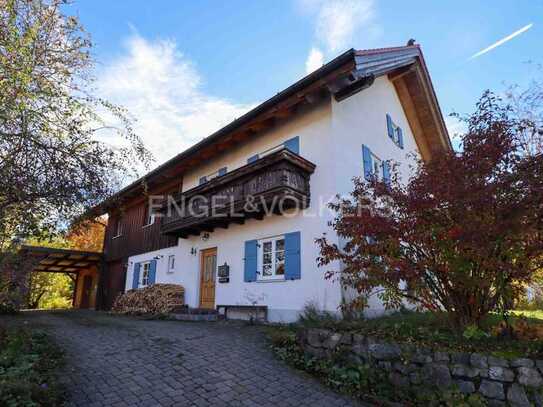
[455, 379, 475, 394]
[352, 334, 365, 345]
[517, 367, 543, 387]
[507, 383, 530, 407]
[368, 343, 401, 361]
[434, 352, 450, 363]
[511, 358, 535, 368]
[423, 364, 452, 388]
[478, 380, 505, 400]
[488, 366, 515, 382]
[411, 351, 433, 364]
[306, 329, 326, 348]
[471, 353, 488, 369]
[352, 343, 368, 358]
[323, 333, 342, 349]
[339, 332, 352, 345]
[451, 352, 471, 365]
[452, 364, 480, 378]
[488, 356, 510, 368]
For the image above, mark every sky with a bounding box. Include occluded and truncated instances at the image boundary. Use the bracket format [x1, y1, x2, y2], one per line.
[70, 0, 543, 167]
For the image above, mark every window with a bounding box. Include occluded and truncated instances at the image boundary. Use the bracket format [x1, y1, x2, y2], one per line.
[247, 136, 299, 164]
[140, 262, 151, 287]
[371, 152, 383, 180]
[257, 235, 285, 280]
[198, 167, 227, 186]
[386, 113, 404, 149]
[143, 205, 155, 227]
[113, 218, 123, 238]
[362, 144, 390, 185]
[168, 255, 175, 272]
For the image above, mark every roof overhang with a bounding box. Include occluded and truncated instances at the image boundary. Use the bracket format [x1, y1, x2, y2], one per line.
[20, 245, 103, 274]
[354, 46, 452, 159]
[95, 45, 452, 214]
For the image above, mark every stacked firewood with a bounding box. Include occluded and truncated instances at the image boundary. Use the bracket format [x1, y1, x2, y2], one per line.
[112, 284, 185, 315]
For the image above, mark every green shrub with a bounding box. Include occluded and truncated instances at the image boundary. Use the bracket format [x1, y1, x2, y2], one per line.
[298, 302, 339, 327]
[0, 328, 65, 406]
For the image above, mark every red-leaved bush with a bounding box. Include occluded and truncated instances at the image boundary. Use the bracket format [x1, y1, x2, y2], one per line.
[317, 92, 543, 327]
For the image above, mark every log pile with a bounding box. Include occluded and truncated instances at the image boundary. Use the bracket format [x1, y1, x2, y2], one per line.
[112, 284, 185, 315]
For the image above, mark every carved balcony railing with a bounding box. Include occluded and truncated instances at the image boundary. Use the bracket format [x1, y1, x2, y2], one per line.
[160, 148, 316, 238]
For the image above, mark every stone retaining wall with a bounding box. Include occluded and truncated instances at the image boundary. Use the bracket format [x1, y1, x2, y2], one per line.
[297, 328, 543, 406]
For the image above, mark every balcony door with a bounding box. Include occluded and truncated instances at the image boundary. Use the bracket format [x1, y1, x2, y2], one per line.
[199, 248, 217, 309]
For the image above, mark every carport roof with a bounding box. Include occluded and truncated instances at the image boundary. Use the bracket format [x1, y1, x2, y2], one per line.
[20, 245, 103, 273]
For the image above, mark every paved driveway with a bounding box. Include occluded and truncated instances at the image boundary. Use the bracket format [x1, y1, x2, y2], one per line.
[1, 310, 359, 407]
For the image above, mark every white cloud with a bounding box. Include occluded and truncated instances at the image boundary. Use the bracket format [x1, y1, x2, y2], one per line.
[301, 0, 377, 53]
[305, 47, 324, 73]
[469, 23, 533, 60]
[96, 34, 255, 169]
[445, 115, 466, 145]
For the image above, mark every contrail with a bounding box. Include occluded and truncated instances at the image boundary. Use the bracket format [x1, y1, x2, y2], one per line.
[469, 23, 533, 60]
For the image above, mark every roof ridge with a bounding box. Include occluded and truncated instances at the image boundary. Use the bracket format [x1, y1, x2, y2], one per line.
[355, 44, 420, 56]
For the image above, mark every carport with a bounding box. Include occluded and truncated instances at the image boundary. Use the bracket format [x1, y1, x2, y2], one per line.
[21, 245, 104, 309]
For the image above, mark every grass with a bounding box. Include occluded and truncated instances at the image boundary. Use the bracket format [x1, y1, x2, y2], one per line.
[298, 307, 543, 358]
[0, 327, 65, 406]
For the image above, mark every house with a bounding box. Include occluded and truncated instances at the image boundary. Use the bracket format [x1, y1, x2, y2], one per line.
[94, 45, 452, 322]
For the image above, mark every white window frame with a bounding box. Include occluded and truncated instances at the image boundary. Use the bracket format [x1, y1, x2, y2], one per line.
[143, 206, 155, 228]
[371, 152, 383, 180]
[113, 218, 123, 239]
[167, 255, 175, 273]
[140, 261, 151, 287]
[257, 235, 286, 281]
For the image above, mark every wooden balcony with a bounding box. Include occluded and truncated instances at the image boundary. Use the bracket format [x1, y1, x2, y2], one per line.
[160, 148, 316, 238]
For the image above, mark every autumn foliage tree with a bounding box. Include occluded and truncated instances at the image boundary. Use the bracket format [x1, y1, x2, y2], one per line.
[317, 92, 543, 328]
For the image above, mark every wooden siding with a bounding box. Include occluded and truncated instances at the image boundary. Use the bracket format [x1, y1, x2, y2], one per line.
[104, 202, 178, 262]
[101, 260, 126, 309]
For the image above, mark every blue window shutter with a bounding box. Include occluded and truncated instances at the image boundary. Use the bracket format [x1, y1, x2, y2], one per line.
[199, 176, 207, 185]
[149, 260, 157, 285]
[397, 127, 404, 149]
[386, 114, 394, 139]
[362, 144, 373, 181]
[284, 136, 300, 154]
[285, 231, 301, 280]
[132, 263, 140, 290]
[218, 167, 227, 176]
[244, 240, 258, 282]
[382, 161, 391, 186]
[247, 154, 259, 164]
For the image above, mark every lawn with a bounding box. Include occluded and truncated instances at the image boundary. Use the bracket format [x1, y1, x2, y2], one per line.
[0, 327, 65, 406]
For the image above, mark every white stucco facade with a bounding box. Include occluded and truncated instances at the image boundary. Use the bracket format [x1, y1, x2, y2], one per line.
[125, 76, 420, 322]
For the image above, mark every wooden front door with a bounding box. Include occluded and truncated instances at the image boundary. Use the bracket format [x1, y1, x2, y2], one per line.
[80, 275, 93, 309]
[199, 248, 217, 309]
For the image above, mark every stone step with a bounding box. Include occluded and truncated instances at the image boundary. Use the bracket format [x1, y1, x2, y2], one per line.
[171, 307, 218, 315]
[169, 313, 218, 322]
[169, 307, 219, 321]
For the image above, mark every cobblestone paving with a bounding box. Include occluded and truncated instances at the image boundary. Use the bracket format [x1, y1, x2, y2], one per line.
[2, 310, 361, 407]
